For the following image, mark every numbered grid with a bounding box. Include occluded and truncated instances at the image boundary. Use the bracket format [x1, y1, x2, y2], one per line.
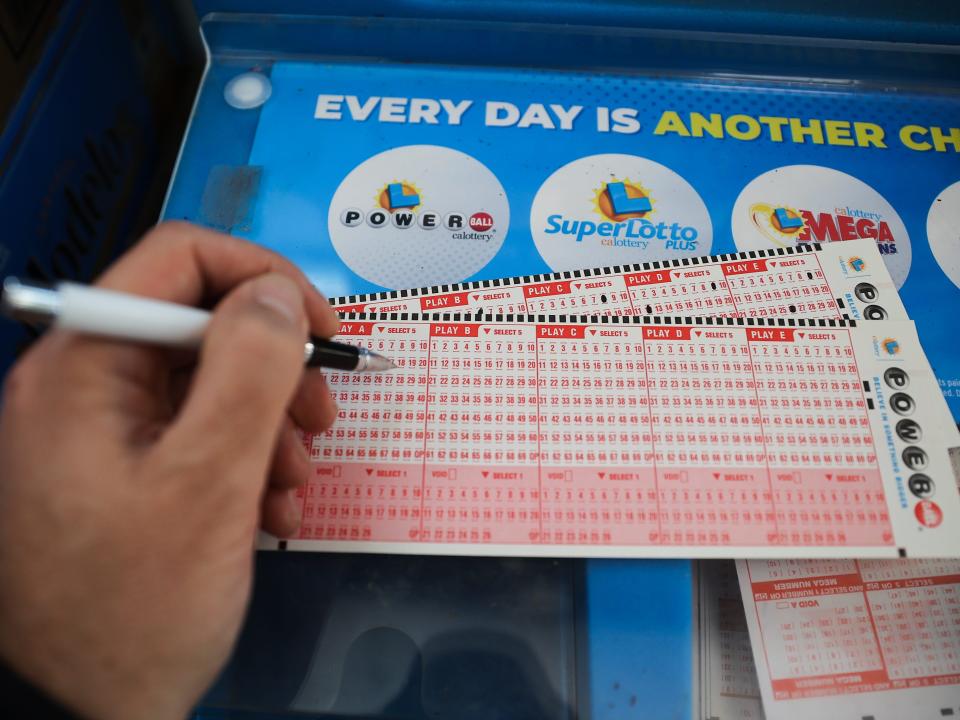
[645, 329, 772, 547]
[524, 282, 636, 317]
[862, 559, 960, 681]
[743, 559, 960, 700]
[294, 320, 895, 553]
[750, 329, 888, 547]
[421, 334, 540, 545]
[537, 334, 657, 546]
[716, 587, 764, 702]
[303, 334, 428, 542]
[335, 247, 860, 323]
[627, 270, 738, 318]
[728, 255, 837, 318]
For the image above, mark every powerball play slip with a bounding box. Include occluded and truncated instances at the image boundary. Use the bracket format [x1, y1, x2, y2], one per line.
[259, 314, 960, 559]
[736, 559, 960, 720]
[332, 238, 907, 322]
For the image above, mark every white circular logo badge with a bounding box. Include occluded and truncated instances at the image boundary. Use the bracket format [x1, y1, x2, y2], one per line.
[529, 154, 712, 271]
[327, 145, 509, 289]
[731, 165, 911, 287]
[927, 180, 960, 290]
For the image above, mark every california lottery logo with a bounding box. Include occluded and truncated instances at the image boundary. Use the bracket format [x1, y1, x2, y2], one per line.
[847, 256, 866, 272]
[595, 179, 653, 221]
[870, 335, 903, 358]
[339, 181, 497, 238]
[378, 181, 422, 211]
[542, 179, 700, 251]
[747, 202, 899, 254]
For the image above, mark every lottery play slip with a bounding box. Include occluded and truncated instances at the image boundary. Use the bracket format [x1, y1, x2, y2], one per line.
[261, 310, 960, 559]
[332, 239, 906, 323]
[736, 559, 960, 720]
[288, 237, 960, 718]
[696, 558, 960, 720]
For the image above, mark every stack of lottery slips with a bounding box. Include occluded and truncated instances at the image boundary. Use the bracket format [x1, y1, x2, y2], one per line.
[696, 560, 764, 720]
[276, 237, 960, 560]
[267, 238, 960, 720]
[696, 554, 960, 720]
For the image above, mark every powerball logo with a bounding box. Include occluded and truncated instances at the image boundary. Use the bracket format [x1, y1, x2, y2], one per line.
[747, 202, 899, 254]
[339, 180, 497, 239]
[542, 179, 701, 252]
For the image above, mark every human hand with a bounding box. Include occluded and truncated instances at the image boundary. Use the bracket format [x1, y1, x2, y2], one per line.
[0, 222, 338, 719]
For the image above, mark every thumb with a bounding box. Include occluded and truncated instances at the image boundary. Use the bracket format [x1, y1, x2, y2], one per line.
[165, 273, 307, 481]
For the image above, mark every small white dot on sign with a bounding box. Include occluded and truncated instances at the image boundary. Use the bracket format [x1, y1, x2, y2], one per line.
[224, 72, 272, 109]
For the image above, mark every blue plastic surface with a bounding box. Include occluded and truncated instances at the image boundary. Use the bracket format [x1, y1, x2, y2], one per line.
[191, 1, 960, 45]
[202, 554, 580, 719]
[585, 560, 694, 719]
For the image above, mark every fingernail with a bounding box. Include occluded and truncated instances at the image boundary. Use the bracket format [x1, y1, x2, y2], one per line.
[285, 491, 302, 531]
[253, 274, 303, 326]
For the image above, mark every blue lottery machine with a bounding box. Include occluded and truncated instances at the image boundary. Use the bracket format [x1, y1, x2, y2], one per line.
[167, 4, 960, 719]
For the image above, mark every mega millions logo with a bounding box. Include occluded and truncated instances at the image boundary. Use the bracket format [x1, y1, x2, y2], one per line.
[339, 180, 496, 239]
[542, 179, 700, 252]
[747, 202, 899, 254]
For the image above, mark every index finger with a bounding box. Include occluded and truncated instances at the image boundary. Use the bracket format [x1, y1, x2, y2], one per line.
[96, 221, 339, 338]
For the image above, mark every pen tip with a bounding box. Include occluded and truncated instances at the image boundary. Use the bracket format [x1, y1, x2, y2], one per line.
[367, 356, 397, 372]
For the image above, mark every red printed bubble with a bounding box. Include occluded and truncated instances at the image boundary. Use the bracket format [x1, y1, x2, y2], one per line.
[469, 212, 494, 231]
[915, 500, 943, 528]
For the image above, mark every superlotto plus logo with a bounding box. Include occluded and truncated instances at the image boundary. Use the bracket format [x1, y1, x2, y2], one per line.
[530, 154, 713, 269]
[339, 180, 497, 239]
[544, 179, 700, 251]
[542, 179, 701, 252]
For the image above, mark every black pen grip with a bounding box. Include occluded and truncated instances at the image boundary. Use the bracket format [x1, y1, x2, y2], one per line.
[307, 337, 360, 370]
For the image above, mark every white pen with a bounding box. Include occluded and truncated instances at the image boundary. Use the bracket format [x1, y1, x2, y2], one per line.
[1, 277, 396, 372]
